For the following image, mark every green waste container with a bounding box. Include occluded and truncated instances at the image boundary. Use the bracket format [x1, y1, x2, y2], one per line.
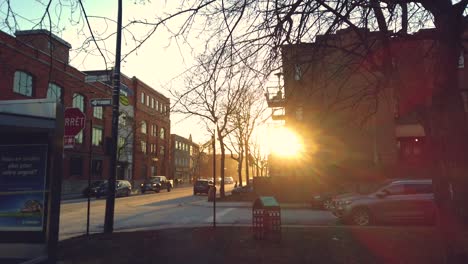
[252, 196, 281, 240]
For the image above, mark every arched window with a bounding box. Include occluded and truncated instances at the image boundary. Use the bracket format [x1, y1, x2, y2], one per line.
[13, 71, 33, 96]
[141, 121, 147, 134]
[47, 83, 62, 102]
[159, 127, 165, 139]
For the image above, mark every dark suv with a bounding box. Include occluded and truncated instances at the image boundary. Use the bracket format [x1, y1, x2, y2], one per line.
[95, 180, 132, 198]
[331, 179, 435, 225]
[193, 179, 212, 195]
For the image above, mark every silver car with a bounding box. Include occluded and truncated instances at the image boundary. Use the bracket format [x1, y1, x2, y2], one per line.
[331, 179, 435, 226]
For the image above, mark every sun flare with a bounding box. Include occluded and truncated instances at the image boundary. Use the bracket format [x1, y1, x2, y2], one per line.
[268, 127, 303, 158]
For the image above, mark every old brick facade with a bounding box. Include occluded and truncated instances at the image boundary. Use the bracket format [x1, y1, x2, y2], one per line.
[0, 29, 171, 195]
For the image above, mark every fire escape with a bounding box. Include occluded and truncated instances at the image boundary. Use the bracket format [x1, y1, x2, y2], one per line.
[265, 73, 286, 121]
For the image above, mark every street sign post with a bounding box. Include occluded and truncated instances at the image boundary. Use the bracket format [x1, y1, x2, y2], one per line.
[90, 98, 112, 107]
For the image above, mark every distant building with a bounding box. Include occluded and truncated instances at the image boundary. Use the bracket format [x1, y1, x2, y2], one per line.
[170, 134, 199, 183]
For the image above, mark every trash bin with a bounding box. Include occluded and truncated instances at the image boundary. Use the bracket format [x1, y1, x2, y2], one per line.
[208, 185, 216, 202]
[252, 196, 281, 240]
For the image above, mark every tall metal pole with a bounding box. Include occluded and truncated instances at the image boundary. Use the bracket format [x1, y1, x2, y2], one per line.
[104, 0, 122, 233]
[86, 118, 93, 235]
[212, 130, 216, 228]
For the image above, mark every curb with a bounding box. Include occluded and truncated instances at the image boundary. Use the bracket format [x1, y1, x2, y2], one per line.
[192, 200, 312, 209]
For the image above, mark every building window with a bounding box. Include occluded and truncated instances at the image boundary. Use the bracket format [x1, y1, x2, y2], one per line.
[294, 64, 302, 81]
[141, 140, 147, 154]
[47, 83, 62, 102]
[141, 164, 147, 179]
[156, 101, 159, 111]
[151, 124, 157, 137]
[160, 127, 165, 139]
[91, 159, 103, 175]
[70, 156, 83, 176]
[13, 71, 33, 96]
[93, 106, 103, 119]
[160, 146, 165, 156]
[118, 136, 125, 149]
[151, 98, 155, 109]
[141, 92, 145, 104]
[146, 95, 150, 106]
[141, 121, 147, 134]
[92, 127, 103, 146]
[73, 93, 85, 144]
[151, 166, 156, 176]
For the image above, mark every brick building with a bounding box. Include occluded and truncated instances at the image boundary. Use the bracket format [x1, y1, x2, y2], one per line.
[265, 27, 468, 197]
[0, 29, 113, 195]
[84, 70, 171, 185]
[0, 29, 172, 194]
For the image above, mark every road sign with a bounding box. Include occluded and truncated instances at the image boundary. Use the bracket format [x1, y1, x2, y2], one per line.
[90, 98, 112, 107]
[64, 108, 86, 137]
[119, 94, 129, 106]
[63, 136, 75, 149]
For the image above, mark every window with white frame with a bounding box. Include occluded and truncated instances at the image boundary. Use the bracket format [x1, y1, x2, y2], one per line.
[13, 71, 33, 96]
[146, 95, 150, 106]
[141, 92, 145, 104]
[160, 145, 165, 156]
[47, 83, 62, 102]
[151, 98, 155, 109]
[160, 127, 165, 139]
[141, 121, 147, 134]
[92, 127, 103, 146]
[93, 106, 103, 119]
[141, 140, 147, 154]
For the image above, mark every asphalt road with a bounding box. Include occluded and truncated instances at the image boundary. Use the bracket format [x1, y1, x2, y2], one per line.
[59, 185, 337, 240]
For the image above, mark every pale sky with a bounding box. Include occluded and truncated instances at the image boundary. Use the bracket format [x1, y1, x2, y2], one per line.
[0, 0, 278, 153]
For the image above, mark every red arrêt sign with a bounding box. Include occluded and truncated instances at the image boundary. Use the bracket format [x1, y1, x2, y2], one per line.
[64, 108, 86, 137]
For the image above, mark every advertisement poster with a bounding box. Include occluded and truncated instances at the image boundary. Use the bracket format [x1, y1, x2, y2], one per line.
[0, 145, 48, 231]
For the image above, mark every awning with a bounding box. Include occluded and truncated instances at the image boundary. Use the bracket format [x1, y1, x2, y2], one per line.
[395, 124, 425, 137]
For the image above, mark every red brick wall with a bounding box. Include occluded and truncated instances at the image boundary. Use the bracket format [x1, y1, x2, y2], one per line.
[0, 30, 113, 194]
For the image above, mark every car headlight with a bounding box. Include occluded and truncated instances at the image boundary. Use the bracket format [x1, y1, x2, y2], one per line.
[314, 195, 321, 199]
[140, 184, 144, 187]
[344, 200, 352, 205]
[153, 184, 157, 186]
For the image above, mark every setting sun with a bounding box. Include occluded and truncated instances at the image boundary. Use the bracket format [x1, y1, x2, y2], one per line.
[268, 127, 304, 158]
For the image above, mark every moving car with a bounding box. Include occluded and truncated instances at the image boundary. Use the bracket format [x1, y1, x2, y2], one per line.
[311, 192, 335, 210]
[140, 176, 173, 193]
[95, 180, 132, 198]
[193, 179, 212, 195]
[231, 185, 254, 195]
[225, 177, 234, 184]
[331, 179, 435, 226]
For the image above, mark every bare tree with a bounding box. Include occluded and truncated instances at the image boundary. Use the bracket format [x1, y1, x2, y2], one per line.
[172, 50, 247, 197]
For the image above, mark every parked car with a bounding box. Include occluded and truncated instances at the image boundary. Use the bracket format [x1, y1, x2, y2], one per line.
[311, 192, 335, 210]
[331, 179, 435, 226]
[193, 179, 213, 195]
[82, 180, 105, 197]
[231, 185, 254, 195]
[95, 180, 132, 198]
[140, 176, 173, 193]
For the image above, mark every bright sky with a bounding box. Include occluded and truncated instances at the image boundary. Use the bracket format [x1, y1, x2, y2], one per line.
[0, 0, 279, 154]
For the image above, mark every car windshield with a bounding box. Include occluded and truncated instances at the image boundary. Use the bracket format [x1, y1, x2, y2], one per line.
[358, 180, 394, 194]
[196, 181, 208, 186]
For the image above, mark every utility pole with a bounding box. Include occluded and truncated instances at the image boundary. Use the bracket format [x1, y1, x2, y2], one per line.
[212, 130, 216, 228]
[104, 0, 122, 233]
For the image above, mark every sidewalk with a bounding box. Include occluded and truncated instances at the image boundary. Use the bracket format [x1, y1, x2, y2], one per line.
[58, 226, 444, 264]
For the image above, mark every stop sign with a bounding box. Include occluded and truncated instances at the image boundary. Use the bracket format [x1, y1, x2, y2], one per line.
[64, 108, 86, 137]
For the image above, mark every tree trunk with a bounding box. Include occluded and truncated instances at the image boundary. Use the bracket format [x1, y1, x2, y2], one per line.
[428, 10, 468, 262]
[245, 142, 250, 185]
[218, 132, 226, 198]
[238, 154, 243, 186]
